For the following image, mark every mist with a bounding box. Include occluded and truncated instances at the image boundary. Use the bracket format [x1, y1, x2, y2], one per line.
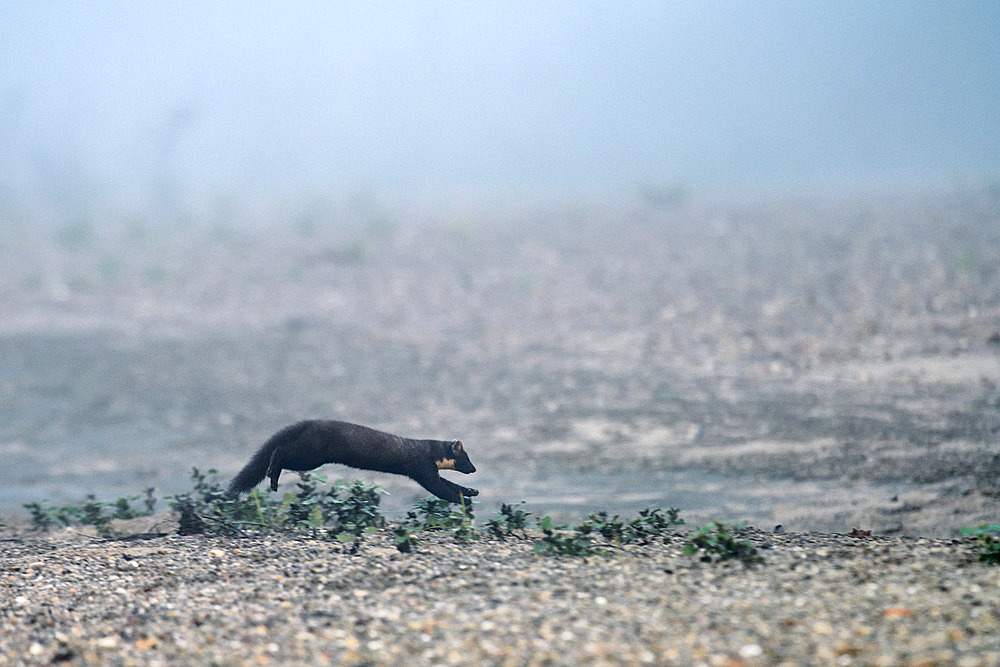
[2, 1, 1000, 535]
[3, 1, 998, 213]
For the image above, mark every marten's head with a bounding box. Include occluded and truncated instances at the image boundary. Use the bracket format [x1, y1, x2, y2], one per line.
[436, 439, 476, 474]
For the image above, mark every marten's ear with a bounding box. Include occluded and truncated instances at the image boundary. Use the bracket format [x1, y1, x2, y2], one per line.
[452, 439, 464, 454]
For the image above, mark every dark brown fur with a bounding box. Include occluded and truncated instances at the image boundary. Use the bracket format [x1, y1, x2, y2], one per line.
[227, 420, 478, 503]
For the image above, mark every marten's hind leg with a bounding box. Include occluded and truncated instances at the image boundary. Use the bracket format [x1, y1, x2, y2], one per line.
[266, 447, 284, 491]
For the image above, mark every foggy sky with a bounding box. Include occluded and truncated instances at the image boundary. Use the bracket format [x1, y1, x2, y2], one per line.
[2, 1, 999, 207]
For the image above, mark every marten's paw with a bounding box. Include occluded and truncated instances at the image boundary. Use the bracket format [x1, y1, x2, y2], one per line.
[463, 487, 479, 497]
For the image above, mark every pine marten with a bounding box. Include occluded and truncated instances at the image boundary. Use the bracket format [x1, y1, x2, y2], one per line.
[227, 420, 478, 503]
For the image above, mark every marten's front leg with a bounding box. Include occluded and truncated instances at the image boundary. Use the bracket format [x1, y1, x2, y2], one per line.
[415, 474, 479, 503]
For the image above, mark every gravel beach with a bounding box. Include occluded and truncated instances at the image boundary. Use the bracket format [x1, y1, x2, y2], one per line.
[1, 517, 999, 666]
[2, 187, 999, 664]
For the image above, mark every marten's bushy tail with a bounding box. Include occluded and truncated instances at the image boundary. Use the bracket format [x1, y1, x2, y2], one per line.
[227, 422, 308, 496]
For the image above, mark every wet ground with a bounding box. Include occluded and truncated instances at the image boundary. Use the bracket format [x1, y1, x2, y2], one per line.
[1, 188, 998, 535]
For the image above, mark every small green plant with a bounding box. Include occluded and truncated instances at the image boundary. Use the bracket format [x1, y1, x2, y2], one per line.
[578, 511, 627, 544]
[533, 516, 608, 557]
[23, 491, 158, 536]
[394, 525, 419, 553]
[170, 467, 289, 536]
[24, 475, 698, 565]
[142, 487, 158, 514]
[407, 496, 456, 530]
[168, 469, 385, 545]
[486, 502, 532, 540]
[529, 507, 685, 558]
[24, 501, 75, 531]
[961, 523, 1000, 565]
[452, 494, 479, 543]
[317, 478, 385, 552]
[408, 496, 468, 530]
[79, 495, 113, 536]
[562, 507, 685, 550]
[111, 489, 158, 520]
[682, 521, 764, 567]
[628, 507, 685, 543]
[283, 472, 326, 530]
[169, 467, 246, 536]
[328, 478, 386, 535]
[405, 495, 477, 543]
